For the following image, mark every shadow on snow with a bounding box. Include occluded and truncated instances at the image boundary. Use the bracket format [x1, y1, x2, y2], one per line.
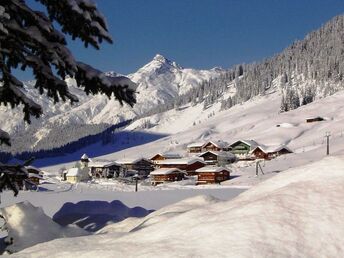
[53, 200, 154, 232]
[12, 131, 168, 167]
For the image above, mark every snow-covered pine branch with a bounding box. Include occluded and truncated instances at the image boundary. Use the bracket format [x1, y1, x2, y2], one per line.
[0, 0, 137, 145]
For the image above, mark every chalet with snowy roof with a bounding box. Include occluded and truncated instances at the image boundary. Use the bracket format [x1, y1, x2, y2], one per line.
[88, 160, 123, 178]
[198, 151, 236, 166]
[202, 140, 231, 152]
[251, 145, 292, 160]
[306, 116, 325, 123]
[187, 142, 204, 153]
[195, 166, 231, 184]
[156, 158, 206, 174]
[116, 158, 154, 177]
[150, 168, 186, 185]
[230, 140, 258, 156]
[26, 166, 44, 185]
[150, 152, 182, 163]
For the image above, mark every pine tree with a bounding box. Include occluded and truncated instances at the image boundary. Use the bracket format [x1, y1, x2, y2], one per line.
[0, 0, 137, 146]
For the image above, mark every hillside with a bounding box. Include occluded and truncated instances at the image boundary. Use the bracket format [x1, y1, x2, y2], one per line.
[11, 155, 344, 257]
[3, 14, 344, 159]
[0, 55, 221, 154]
[202, 14, 344, 113]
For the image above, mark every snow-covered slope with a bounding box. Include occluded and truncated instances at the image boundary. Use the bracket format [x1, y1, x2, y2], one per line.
[43, 86, 342, 182]
[12, 156, 344, 257]
[128, 54, 222, 115]
[0, 55, 222, 151]
[1, 201, 88, 253]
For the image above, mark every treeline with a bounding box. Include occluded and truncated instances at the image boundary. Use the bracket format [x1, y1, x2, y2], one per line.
[139, 15, 344, 120]
[0, 120, 131, 163]
[220, 14, 344, 112]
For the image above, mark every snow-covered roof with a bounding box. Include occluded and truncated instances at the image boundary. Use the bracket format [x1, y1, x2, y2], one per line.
[306, 116, 324, 120]
[195, 166, 231, 173]
[150, 152, 182, 159]
[88, 160, 120, 168]
[251, 145, 293, 154]
[198, 150, 235, 158]
[25, 166, 43, 175]
[28, 173, 43, 179]
[150, 168, 185, 175]
[116, 157, 151, 165]
[186, 142, 204, 148]
[202, 140, 230, 149]
[81, 153, 89, 160]
[66, 168, 82, 177]
[156, 158, 205, 165]
[230, 139, 258, 148]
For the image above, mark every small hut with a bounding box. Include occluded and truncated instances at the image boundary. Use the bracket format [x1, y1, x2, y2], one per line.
[150, 152, 182, 163]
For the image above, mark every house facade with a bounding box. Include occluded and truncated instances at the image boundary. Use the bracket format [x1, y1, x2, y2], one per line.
[65, 166, 90, 184]
[116, 158, 154, 177]
[150, 168, 186, 185]
[198, 151, 236, 166]
[156, 158, 206, 174]
[251, 145, 292, 160]
[194, 166, 231, 184]
[230, 140, 258, 157]
[202, 141, 231, 152]
[88, 160, 123, 178]
[26, 166, 44, 185]
[186, 142, 204, 153]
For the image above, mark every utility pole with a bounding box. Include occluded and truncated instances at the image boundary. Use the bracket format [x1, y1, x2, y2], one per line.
[255, 160, 265, 176]
[133, 174, 139, 192]
[325, 131, 331, 155]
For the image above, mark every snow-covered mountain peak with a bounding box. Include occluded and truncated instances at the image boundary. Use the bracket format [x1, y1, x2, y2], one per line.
[135, 54, 183, 74]
[153, 53, 168, 62]
[152, 53, 182, 69]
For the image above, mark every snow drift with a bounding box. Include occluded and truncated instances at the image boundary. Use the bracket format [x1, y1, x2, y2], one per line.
[0, 201, 88, 253]
[12, 155, 344, 257]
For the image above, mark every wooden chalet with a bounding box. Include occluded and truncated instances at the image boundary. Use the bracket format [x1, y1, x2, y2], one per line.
[195, 166, 231, 184]
[116, 158, 154, 177]
[26, 166, 44, 185]
[156, 158, 206, 174]
[251, 145, 292, 160]
[306, 116, 324, 123]
[202, 140, 231, 152]
[186, 142, 204, 153]
[198, 151, 236, 165]
[150, 168, 186, 185]
[88, 160, 123, 178]
[230, 140, 258, 156]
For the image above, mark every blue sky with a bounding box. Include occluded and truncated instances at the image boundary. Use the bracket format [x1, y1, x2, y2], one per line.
[19, 0, 344, 80]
